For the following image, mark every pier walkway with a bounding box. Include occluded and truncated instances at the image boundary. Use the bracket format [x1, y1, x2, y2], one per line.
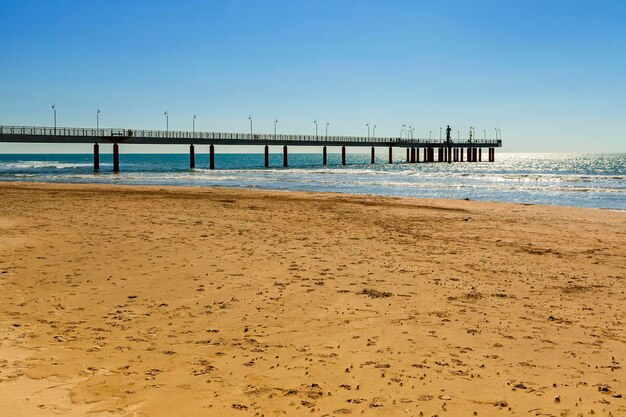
[0, 125, 502, 171]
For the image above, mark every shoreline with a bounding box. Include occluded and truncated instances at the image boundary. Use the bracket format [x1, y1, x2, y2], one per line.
[1, 181, 624, 416]
[1, 180, 624, 212]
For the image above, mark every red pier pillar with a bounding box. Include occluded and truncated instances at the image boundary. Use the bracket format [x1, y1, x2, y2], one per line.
[93, 143, 99, 171]
[113, 143, 119, 172]
[264, 145, 269, 167]
[190, 144, 195, 169]
[342, 146, 346, 165]
[209, 144, 215, 170]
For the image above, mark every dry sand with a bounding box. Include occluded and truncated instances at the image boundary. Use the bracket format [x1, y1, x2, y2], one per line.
[0, 182, 624, 417]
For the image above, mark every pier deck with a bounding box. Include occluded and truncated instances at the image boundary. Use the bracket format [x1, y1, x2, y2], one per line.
[1, 125, 502, 170]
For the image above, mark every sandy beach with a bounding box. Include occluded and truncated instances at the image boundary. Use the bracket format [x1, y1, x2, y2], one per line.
[0, 182, 624, 417]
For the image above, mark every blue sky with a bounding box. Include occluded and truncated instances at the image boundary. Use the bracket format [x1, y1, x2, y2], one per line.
[1, 0, 625, 153]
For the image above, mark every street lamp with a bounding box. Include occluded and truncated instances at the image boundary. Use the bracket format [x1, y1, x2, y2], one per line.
[367, 123, 370, 139]
[401, 124, 406, 139]
[429, 130, 432, 140]
[483, 129, 486, 140]
[52, 104, 56, 133]
[373, 125, 376, 138]
[274, 119, 278, 136]
[326, 122, 329, 138]
[97, 109, 100, 131]
[164, 111, 168, 132]
[440, 127, 442, 141]
[314, 120, 318, 138]
[193, 114, 196, 133]
[249, 116, 252, 136]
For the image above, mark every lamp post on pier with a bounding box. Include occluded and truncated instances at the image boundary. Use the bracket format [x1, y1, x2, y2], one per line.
[326, 122, 329, 138]
[483, 129, 486, 140]
[249, 116, 252, 136]
[52, 104, 56, 133]
[367, 123, 370, 139]
[274, 119, 278, 136]
[164, 111, 168, 133]
[373, 124, 376, 139]
[97, 109, 100, 131]
[401, 124, 406, 139]
[193, 114, 196, 134]
[314, 120, 318, 138]
[440, 127, 442, 141]
[429, 130, 432, 140]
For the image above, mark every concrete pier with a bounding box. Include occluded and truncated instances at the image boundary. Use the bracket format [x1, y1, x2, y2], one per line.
[0, 124, 503, 171]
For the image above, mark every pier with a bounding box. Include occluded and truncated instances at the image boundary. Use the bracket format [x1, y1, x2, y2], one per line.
[0, 125, 502, 171]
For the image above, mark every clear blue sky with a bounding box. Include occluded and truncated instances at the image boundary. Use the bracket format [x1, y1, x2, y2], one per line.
[1, 0, 625, 153]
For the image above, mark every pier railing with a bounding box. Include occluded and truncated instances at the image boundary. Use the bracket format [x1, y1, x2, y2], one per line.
[0, 125, 502, 147]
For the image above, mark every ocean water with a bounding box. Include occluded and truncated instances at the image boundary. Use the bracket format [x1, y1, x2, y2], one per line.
[0, 152, 624, 210]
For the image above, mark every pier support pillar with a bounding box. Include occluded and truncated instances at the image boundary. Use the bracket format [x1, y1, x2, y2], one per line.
[264, 145, 269, 167]
[371, 146, 375, 164]
[93, 143, 100, 171]
[479, 148, 482, 162]
[283, 145, 288, 167]
[190, 145, 195, 169]
[323, 146, 327, 165]
[460, 148, 464, 162]
[342, 146, 346, 165]
[409, 148, 414, 163]
[473, 148, 478, 162]
[447, 147, 451, 163]
[388, 146, 393, 164]
[467, 147, 472, 162]
[406, 148, 410, 162]
[113, 143, 119, 172]
[210, 144, 215, 170]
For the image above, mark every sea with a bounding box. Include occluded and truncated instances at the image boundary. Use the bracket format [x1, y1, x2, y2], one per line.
[0, 153, 624, 210]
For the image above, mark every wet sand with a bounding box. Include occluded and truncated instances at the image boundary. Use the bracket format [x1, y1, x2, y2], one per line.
[0, 182, 624, 417]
